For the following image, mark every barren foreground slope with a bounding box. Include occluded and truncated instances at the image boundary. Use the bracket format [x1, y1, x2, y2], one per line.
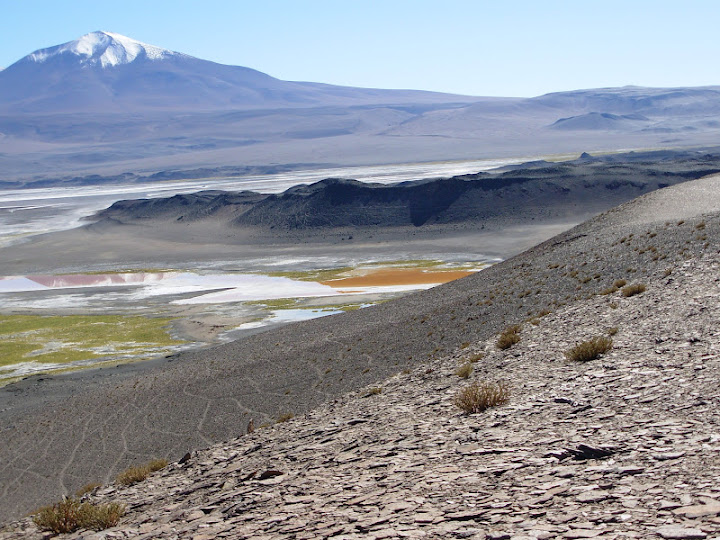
[3, 174, 720, 536]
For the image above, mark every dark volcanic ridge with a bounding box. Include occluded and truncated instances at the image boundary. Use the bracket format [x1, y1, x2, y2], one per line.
[88, 148, 720, 233]
[2, 170, 720, 525]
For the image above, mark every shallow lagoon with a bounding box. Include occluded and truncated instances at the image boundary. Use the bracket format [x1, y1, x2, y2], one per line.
[0, 260, 488, 383]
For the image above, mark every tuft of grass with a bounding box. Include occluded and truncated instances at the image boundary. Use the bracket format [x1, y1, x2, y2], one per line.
[621, 283, 646, 297]
[453, 381, 510, 414]
[33, 498, 125, 534]
[363, 386, 382, 397]
[565, 336, 613, 362]
[455, 362, 473, 379]
[116, 466, 150, 486]
[612, 279, 627, 288]
[147, 458, 168, 472]
[276, 413, 294, 423]
[116, 458, 168, 486]
[496, 324, 521, 350]
[607, 327, 619, 336]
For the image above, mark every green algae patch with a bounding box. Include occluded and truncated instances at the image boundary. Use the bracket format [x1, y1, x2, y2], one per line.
[265, 267, 354, 282]
[245, 298, 300, 310]
[0, 314, 185, 368]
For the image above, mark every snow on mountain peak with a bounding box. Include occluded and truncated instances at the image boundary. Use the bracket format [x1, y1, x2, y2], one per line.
[28, 31, 175, 68]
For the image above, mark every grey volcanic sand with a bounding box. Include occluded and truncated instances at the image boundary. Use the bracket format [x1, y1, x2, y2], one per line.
[2, 174, 720, 521]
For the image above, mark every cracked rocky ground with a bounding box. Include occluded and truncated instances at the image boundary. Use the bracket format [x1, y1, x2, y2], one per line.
[3, 174, 720, 537]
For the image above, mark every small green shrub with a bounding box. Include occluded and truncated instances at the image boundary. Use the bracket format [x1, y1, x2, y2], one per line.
[496, 324, 521, 350]
[621, 283, 646, 297]
[455, 362, 473, 379]
[565, 336, 613, 362]
[453, 381, 510, 414]
[33, 498, 125, 533]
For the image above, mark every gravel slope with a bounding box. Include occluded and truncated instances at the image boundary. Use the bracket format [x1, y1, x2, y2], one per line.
[1, 174, 720, 523]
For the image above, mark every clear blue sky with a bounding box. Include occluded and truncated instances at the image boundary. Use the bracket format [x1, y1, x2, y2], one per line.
[2, 0, 718, 97]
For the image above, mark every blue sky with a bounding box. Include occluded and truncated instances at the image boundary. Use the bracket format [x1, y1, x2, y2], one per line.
[2, 0, 718, 97]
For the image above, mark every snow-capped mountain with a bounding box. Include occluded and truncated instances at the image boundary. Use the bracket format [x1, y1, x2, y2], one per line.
[0, 31, 480, 113]
[27, 31, 179, 68]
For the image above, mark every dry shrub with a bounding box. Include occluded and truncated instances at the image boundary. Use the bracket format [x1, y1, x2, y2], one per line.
[116, 457, 168, 486]
[621, 283, 646, 297]
[565, 336, 613, 362]
[147, 458, 168, 472]
[613, 279, 627, 288]
[33, 498, 125, 534]
[453, 381, 510, 414]
[455, 362, 473, 379]
[77, 502, 125, 531]
[116, 465, 149, 486]
[496, 324, 521, 350]
[33, 498, 81, 534]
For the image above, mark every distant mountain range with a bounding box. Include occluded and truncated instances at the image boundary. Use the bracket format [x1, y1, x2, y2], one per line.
[1, 31, 720, 186]
[0, 31, 481, 113]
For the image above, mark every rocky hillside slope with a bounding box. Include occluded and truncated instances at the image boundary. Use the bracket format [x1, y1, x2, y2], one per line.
[3, 175, 720, 538]
[3, 173, 720, 533]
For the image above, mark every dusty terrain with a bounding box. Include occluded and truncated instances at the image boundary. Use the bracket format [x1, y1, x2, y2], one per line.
[2, 172, 720, 534]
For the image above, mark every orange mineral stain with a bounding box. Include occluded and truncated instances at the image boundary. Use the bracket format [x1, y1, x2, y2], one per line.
[321, 268, 475, 288]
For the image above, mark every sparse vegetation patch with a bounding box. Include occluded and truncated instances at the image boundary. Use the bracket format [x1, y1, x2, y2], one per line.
[32, 498, 125, 534]
[453, 381, 510, 414]
[621, 283, 646, 297]
[496, 324, 521, 350]
[565, 336, 613, 362]
[116, 458, 168, 486]
[455, 362, 473, 379]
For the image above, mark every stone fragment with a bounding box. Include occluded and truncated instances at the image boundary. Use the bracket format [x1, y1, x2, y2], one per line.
[672, 503, 720, 518]
[656, 526, 707, 539]
[576, 490, 612, 503]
